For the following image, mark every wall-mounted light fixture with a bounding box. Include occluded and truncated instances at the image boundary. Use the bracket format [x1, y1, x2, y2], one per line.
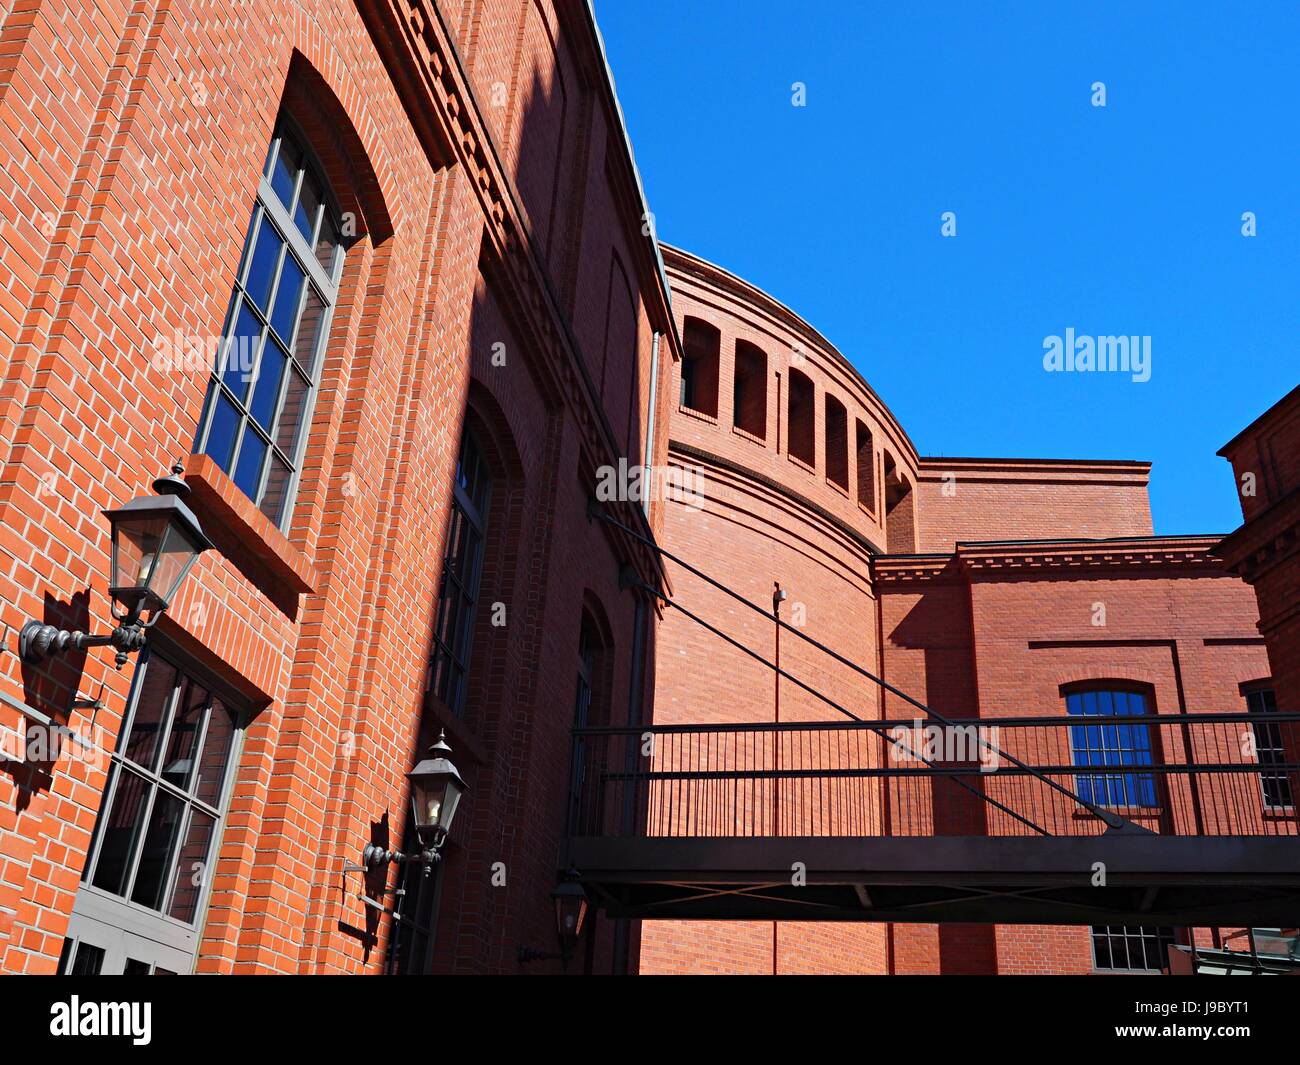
[518, 869, 590, 967]
[20, 464, 213, 669]
[363, 731, 466, 877]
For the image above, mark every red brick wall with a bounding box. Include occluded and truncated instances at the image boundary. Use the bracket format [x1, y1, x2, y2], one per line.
[915, 458, 1154, 552]
[0, 0, 674, 974]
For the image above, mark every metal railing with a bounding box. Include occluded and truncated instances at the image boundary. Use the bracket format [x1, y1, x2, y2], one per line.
[567, 712, 1300, 839]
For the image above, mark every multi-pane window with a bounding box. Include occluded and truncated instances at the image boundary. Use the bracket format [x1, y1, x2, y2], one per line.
[1092, 925, 1177, 972]
[1247, 688, 1293, 810]
[193, 119, 346, 529]
[568, 617, 602, 834]
[1066, 688, 1157, 808]
[79, 652, 241, 925]
[427, 430, 492, 719]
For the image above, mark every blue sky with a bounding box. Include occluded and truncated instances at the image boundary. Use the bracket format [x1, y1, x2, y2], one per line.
[595, 0, 1299, 534]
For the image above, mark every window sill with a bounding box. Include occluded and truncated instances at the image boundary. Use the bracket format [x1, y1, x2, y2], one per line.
[826, 477, 850, 498]
[185, 454, 318, 596]
[787, 452, 816, 476]
[678, 404, 719, 426]
[1071, 805, 1162, 821]
[732, 424, 767, 447]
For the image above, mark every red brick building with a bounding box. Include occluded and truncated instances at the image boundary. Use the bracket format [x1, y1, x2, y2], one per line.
[0, 0, 675, 974]
[0, 1, 1290, 977]
[1216, 385, 1300, 717]
[641, 246, 1284, 975]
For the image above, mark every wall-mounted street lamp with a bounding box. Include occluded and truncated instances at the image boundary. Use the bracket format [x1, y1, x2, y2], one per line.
[20, 464, 213, 670]
[517, 870, 590, 967]
[363, 731, 466, 877]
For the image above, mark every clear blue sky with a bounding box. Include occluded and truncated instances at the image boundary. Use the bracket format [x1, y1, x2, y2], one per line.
[594, 0, 1299, 534]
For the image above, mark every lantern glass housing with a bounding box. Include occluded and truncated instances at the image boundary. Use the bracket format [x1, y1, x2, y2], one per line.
[553, 879, 589, 943]
[407, 732, 466, 848]
[105, 470, 212, 619]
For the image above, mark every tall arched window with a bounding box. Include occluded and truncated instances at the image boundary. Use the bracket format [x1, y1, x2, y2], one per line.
[193, 117, 347, 528]
[568, 608, 611, 834]
[427, 428, 492, 719]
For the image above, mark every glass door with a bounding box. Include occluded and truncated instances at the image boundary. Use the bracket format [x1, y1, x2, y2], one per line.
[58, 648, 244, 975]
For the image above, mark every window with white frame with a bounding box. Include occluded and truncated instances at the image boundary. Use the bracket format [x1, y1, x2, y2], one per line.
[193, 118, 346, 528]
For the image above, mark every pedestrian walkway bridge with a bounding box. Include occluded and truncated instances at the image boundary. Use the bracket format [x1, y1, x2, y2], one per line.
[562, 712, 1300, 926]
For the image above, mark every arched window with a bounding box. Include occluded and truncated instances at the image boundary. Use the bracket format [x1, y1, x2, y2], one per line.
[824, 394, 848, 490]
[787, 367, 815, 467]
[569, 608, 611, 834]
[427, 427, 493, 720]
[883, 451, 915, 551]
[733, 340, 767, 439]
[680, 317, 720, 418]
[855, 419, 875, 512]
[193, 117, 347, 528]
[1065, 688, 1157, 808]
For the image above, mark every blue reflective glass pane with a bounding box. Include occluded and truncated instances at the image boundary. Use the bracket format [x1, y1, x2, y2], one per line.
[203, 392, 241, 471]
[269, 254, 304, 342]
[270, 137, 300, 210]
[248, 341, 287, 430]
[244, 218, 283, 311]
[233, 429, 267, 500]
[222, 301, 263, 401]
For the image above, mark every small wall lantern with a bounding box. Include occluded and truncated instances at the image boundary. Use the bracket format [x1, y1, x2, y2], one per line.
[518, 870, 590, 968]
[20, 464, 213, 669]
[363, 731, 466, 876]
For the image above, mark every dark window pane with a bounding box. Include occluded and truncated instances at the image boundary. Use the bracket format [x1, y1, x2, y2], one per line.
[269, 136, 300, 210]
[161, 677, 209, 792]
[259, 456, 292, 527]
[123, 658, 177, 771]
[269, 254, 305, 343]
[123, 958, 151, 975]
[248, 340, 287, 430]
[195, 698, 238, 808]
[221, 301, 263, 401]
[70, 943, 106, 976]
[243, 216, 283, 312]
[202, 391, 241, 472]
[168, 809, 215, 924]
[91, 767, 151, 896]
[294, 287, 326, 376]
[315, 212, 339, 276]
[294, 169, 322, 244]
[275, 367, 309, 456]
[429, 434, 492, 720]
[130, 790, 186, 912]
[233, 428, 268, 501]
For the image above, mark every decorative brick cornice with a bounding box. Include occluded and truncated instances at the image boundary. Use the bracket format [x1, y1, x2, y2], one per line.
[956, 536, 1228, 576]
[873, 536, 1233, 585]
[872, 555, 962, 585]
[1213, 487, 1300, 586]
